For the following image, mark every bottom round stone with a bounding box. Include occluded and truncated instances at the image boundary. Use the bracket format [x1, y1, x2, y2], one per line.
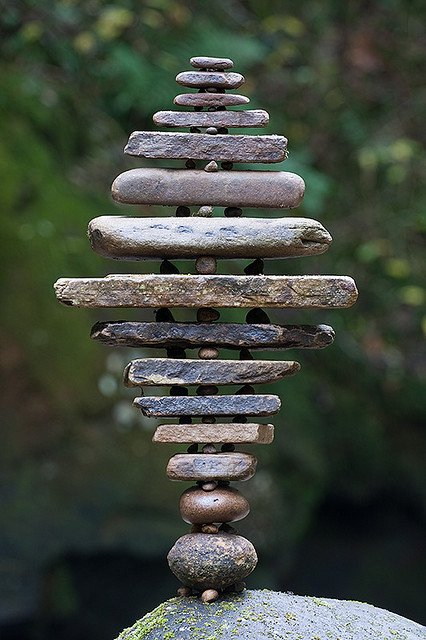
[167, 532, 257, 591]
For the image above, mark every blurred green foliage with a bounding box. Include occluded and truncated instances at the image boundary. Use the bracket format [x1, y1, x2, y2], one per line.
[0, 0, 425, 636]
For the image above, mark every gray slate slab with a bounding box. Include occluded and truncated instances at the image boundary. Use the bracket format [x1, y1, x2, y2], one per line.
[152, 423, 274, 444]
[190, 56, 233, 69]
[152, 109, 269, 128]
[176, 71, 244, 89]
[174, 93, 250, 107]
[133, 394, 281, 417]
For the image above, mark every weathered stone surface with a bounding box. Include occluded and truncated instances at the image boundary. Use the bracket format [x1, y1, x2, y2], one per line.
[152, 109, 269, 128]
[167, 533, 257, 591]
[179, 485, 250, 524]
[88, 216, 331, 260]
[115, 589, 426, 640]
[190, 56, 233, 69]
[124, 358, 300, 387]
[152, 423, 274, 444]
[134, 394, 281, 417]
[111, 168, 304, 208]
[91, 321, 335, 350]
[124, 131, 287, 163]
[55, 275, 358, 309]
[167, 452, 257, 482]
[176, 71, 244, 89]
[174, 93, 250, 107]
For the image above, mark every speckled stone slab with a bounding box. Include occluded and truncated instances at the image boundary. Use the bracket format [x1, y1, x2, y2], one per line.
[134, 394, 281, 418]
[174, 93, 250, 107]
[166, 452, 257, 481]
[115, 588, 426, 640]
[91, 321, 335, 350]
[124, 132, 287, 163]
[152, 110, 269, 128]
[88, 216, 331, 260]
[54, 275, 358, 309]
[176, 71, 244, 89]
[152, 423, 274, 444]
[190, 56, 233, 69]
[111, 168, 304, 208]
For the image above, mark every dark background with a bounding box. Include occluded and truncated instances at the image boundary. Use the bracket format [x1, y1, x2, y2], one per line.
[0, 1, 425, 638]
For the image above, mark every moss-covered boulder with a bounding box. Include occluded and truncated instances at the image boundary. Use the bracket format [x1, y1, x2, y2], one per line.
[115, 589, 425, 640]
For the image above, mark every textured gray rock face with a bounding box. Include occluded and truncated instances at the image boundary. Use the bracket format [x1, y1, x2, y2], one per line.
[115, 589, 426, 640]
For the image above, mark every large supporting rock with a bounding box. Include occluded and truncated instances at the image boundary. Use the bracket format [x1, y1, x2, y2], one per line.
[166, 452, 257, 482]
[152, 423, 274, 444]
[152, 109, 269, 128]
[134, 394, 281, 417]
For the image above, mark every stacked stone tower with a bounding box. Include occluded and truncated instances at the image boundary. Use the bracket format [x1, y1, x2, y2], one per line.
[54, 56, 357, 603]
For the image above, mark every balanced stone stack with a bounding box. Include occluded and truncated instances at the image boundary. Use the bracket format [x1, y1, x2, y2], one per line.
[54, 56, 358, 604]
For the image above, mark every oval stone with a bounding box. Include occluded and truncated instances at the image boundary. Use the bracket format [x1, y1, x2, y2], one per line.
[179, 485, 250, 524]
[167, 532, 257, 590]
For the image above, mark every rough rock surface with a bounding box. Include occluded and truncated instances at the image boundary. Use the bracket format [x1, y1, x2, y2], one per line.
[179, 485, 250, 524]
[190, 56, 234, 69]
[152, 109, 269, 128]
[152, 422, 274, 444]
[175, 71, 244, 89]
[166, 452, 257, 482]
[174, 93, 250, 107]
[133, 394, 280, 417]
[115, 588, 426, 640]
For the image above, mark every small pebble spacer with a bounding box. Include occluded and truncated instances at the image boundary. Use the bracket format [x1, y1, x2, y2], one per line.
[197, 307, 220, 322]
[193, 205, 214, 217]
[195, 255, 217, 274]
[198, 347, 219, 359]
[202, 416, 216, 424]
[201, 524, 219, 534]
[197, 384, 219, 395]
[205, 126, 218, 135]
[204, 160, 218, 172]
[202, 589, 219, 603]
[178, 586, 192, 597]
[201, 481, 218, 491]
[202, 443, 217, 454]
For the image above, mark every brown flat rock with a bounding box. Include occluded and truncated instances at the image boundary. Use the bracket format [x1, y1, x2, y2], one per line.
[133, 394, 281, 417]
[152, 423, 274, 444]
[124, 131, 287, 163]
[166, 452, 257, 481]
[91, 321, 335, 350]
[179, 485, 250, 524]
[55, 274, 358, 309]
[152, 109, 269, 128]
[88, 216, 330, 260]
[111, 168, 304, 208]
[176, 71, 244, 89]
[190, 56, 233, 69]
[124, 358, 300, 387]
[174, 93, 250, 107]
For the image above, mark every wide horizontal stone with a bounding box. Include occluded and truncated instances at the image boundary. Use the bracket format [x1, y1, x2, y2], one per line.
[111, 168, 304, 208]
[166, 452, 257, 481]
[152, 109, 269, 128]
[190, 56, 233, 69]
[167, 533, 257, 591]
[88, 216, 331, 260]
[124, 132, 287, 163]
[124, 358, 300, 387]
[174, 93, 250, 107]
[176, 71, 244, 89]
[152, 423, 274, 444]
[134, 394, 281, 417]
[91, 321, 335, 351]
[55, 275, 358, 309]
[179, 486, 250, 524]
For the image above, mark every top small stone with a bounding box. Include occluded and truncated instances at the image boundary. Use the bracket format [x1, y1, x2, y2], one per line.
[190, 56, 233, 70]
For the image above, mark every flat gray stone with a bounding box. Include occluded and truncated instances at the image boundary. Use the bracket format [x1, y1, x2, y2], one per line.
[124, 132, 287, 163]
[91, 321, 335, 350]
[166, 452, 257, 481]
[133, 394, 281, 417]
[190, 56, 233, 69]
[115, 588, 426, 640]
[152, 423, 274, 444]
[176, 71, 244, 89]
[152, 109, 269, 128]
[111, 168, 304, 208]
[54, 274, 358, 309]
[124, 358, 300, 387]
[88, 216, 331, 260]
[174, 93, 250, 107]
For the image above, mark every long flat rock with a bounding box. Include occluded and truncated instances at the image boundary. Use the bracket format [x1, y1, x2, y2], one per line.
[166, 452, 257, 481]
[124, 358, 300, 387]
[91, 321, 335, 350]
[111, 168, 305, 208]
[88, 216, 331, 261]
[55, 275, 358, 309]
[134, 394, 281, 417]
[152, 110, 269, 128]
[153, 423, 274, 444]
[174, 93, 250, 107]
[124, 132, 287, 164]
[190, 56, 233, 69]
[176, 71, 244, 89]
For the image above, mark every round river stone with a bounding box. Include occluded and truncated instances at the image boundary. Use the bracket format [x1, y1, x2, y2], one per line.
[167, 532, 257, 591]
[179, 485, 250, 524]
[115, 589, 426, 640]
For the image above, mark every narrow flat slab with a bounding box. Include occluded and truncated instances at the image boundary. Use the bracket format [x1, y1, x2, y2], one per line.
[55, 275, 358, 309]
[166, 452, 257, 481]
[152, 110, 269, 128]
[174, 93, 250, 107]
[124, 132, 287, 164]
[176, 71, 244, 89]
[111, 168, 305, 208]
[134, 394, 281, 417]
[190, 56, 233, 69]
[153, 423, 274, 444]
[88, 216, 330, 260]
[91, 321, 335, 350]
[124, 358, 300, 387]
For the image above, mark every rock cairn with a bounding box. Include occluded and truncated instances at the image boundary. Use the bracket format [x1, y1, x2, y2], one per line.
[54, 56, 358, 604]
